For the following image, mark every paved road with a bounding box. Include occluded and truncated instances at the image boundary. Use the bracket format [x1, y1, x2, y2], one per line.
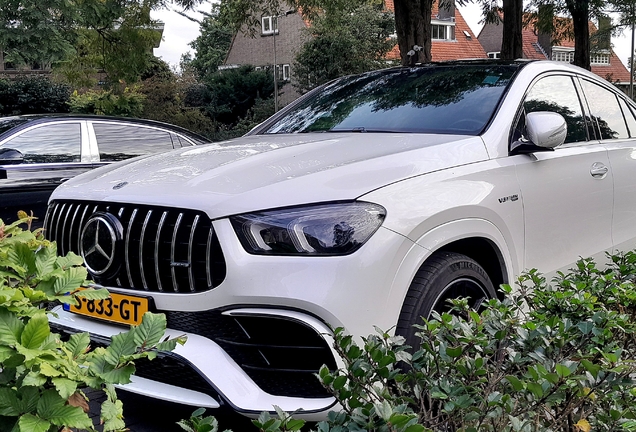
[86, 389, 254, 431]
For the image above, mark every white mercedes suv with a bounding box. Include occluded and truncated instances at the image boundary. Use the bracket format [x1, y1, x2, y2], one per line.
[45, 60, 636, 419]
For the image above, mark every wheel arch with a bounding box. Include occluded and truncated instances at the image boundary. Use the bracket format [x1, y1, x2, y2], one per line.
[389, 218, 517, 318]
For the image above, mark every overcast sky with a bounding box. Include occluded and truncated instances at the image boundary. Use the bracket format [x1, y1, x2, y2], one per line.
[151, 4, 634, 71]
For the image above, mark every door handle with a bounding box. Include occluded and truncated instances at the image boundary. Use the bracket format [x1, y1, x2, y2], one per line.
[590, 162, 608, 179]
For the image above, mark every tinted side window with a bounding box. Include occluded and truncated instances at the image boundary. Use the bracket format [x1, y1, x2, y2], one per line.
[93, 123, 175, 162]
[581, 80, 628, 140]
[618, 98, 636, 138]
[2, 123, 81, 163]
[522, 75, 587, 144]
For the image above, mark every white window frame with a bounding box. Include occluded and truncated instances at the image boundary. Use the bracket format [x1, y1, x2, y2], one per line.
[590, 51, 611, 65]
[282, 64, 290, 81]
[487, 52, 501, 59]
[261, 16, 278, 35]
[431, 20, 455, 41]
[552, 47, 574, 63]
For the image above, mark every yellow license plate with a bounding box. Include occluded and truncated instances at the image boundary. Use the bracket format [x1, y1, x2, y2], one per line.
[65, 291, 149, 326]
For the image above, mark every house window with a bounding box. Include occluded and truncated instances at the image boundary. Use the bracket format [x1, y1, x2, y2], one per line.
[431, 22, 455, 41]
[261, 16, 278, 35]
[552, 49, 574, 63]
[590, 53, 610, 65]
[275, 64, 291, 81]
[282, 64, 290, 81]
[488, 52, 501, 59]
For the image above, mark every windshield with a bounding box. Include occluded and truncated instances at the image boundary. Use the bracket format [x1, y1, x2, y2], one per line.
[262, 64, 519, 135]
[0, 117, 31, 137]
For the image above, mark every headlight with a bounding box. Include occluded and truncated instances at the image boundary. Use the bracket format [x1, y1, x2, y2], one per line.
[230, 202, 386, 256]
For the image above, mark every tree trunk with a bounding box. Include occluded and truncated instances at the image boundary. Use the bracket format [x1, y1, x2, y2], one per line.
[394, 0, 433, 65]
[565, 0, 591, 70]
[500, 0, 523, 60]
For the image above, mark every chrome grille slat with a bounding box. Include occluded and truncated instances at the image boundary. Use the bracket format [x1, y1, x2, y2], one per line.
[44, 201, 225, 294]
[125, 209, 138, 288]
[171, 213, 183, 293]
[61, 203, 76, 256]
[68, 204, 81, 254]
[206, 227, 214, 288]
[54, 203, 67, 251]
[139, 210, 153, 291]
[76, 206, 90, 252]
[155, 212, 168, 292]
[188, 215, 199, 293]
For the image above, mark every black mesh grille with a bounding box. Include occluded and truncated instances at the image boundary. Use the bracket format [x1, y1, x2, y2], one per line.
[44, 201, 226, 293]
[51, 310, 336, 399]
[165, 311, 335, 398]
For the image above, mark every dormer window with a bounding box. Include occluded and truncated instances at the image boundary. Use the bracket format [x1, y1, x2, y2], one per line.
[262, 16, 278, 35]
[590, 51, 610, 65]
[431, 20, 455, 41]
[552, 47, 574, 63]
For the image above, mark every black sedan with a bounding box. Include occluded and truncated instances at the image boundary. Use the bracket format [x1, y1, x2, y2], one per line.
[0, 115, 209, 226]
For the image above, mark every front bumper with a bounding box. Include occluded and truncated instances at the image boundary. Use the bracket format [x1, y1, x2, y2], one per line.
[50, 305, 339, 419]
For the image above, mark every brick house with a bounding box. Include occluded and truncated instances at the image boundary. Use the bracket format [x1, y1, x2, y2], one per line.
[478, 15, 632, 93]
[223, 12, 309, 106]
[224, 1, 487, 107]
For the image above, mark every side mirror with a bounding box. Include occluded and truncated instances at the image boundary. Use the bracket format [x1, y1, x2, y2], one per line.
[0, 148, 24, 165]
[510, 111, 567, 155]
[526, 111, 567, 149]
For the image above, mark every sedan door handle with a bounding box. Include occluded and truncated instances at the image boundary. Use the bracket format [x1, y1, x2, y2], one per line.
[590, 162, 609, 179]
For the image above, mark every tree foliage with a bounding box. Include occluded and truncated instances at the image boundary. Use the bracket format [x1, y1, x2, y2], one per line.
[185, 65, 274, 127]
[293, 1, 395, 93]
[187, 4, 233, 79]
[0, 76, 71, 116]
[0, 0, 180, 87]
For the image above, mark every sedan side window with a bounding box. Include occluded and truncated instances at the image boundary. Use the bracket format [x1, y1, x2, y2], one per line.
[1, 123, 81, 163]
[618, 98, 636, 138]
[581, 80, 629, 140]
[518, 75, 588, 145]
[92, 123, 176, 162]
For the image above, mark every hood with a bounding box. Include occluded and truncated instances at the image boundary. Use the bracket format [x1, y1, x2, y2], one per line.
[52, 133, 488, 218]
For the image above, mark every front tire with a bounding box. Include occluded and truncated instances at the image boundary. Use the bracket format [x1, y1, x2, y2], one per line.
[396, 251, 496, 349]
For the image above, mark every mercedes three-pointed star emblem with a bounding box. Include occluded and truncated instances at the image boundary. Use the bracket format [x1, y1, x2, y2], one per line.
[80, 213, 123, 277]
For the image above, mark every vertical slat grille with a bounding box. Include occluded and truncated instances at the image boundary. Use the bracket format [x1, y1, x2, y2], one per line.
[44, 201, 226, 293]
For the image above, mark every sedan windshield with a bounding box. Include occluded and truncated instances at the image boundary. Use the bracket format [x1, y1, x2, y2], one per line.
[262, 64, 519, 135]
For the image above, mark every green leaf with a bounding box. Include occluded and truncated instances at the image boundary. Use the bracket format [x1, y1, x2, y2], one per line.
[34, 244, 58, 279]
[52, 378, 77, 400]
[74, 288, 110, 300]
[36, 389, 92, 429]
[526, 382, 544, 399]
[505, 376, 525, 391]
[0, 309, 24, 345]
[105, 331, 138, 366]
[404, 425, 426, 432]
[0, 387, 21, 416]
[17, 413, 50, 432]
[132, 312, 166, 348]
[20, 313, 50, 349]
[100, 397, 125, 431]
[333, 376, 347, 390]
[100, 364, 136, 385]
[8, 242, 36, 277]
[65, 332, 90, 359]
[56, 253, 84, 269]
[446, 346, 462, 358]
[555, 364, 572, 378]
[52, 267, 87, 295]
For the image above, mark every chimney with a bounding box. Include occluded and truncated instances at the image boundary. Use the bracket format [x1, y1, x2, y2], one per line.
[438, 0, 455, 21]
[536, 4, 554, 59]
[596, 15, 611, 51]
